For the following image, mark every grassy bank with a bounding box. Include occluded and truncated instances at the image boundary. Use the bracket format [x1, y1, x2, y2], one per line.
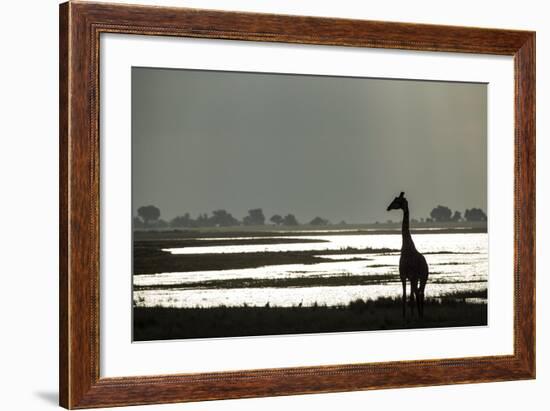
[133, 245, 397, 275]
[133, 244, 476, 275]
[134, 273, 398, 291]
[134, 222, 487, 240]
[133, 296, 487, 341]
[134, 273, 487, 291]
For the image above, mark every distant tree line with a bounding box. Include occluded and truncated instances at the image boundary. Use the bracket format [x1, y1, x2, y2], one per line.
[134, 204, 487, 229]
[428, 205, 487, 223]
[133, 205, 336, 229]
[378, 205, 487, 225]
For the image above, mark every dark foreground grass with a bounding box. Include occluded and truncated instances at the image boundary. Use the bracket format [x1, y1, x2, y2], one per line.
[133, 297, 487, 341]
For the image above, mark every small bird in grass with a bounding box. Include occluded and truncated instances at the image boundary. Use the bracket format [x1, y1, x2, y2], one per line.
[265, 302, 270, 308]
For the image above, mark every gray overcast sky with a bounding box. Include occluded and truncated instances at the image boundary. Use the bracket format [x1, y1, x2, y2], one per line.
[132, 67, 487, 223]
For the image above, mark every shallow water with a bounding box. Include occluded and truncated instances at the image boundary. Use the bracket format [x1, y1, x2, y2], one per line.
[163, 233, 484, 255]
[134, 232, 487, 308]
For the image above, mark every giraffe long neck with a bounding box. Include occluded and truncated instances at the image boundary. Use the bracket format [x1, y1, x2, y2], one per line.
[402, 205, 416, 251]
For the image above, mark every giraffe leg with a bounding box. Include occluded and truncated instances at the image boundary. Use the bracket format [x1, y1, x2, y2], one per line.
[401, 280, 407, 318]
[409, 281, 416, 315]
[410, 280, 419, 317]
[415, 288, 422, 318]
[419, 280, 427, 318]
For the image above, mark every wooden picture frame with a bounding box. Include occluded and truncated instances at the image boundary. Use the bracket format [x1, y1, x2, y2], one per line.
[59, 1, 535, 408]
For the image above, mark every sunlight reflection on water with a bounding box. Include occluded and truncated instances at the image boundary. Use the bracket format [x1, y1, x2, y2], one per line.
[134, 233, 487, 308]
[163, 233, 485, 255]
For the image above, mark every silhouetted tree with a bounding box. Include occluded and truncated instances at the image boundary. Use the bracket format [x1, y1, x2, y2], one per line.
[430, 205, 452, 222]
[210, 209, 240, 227]
[451, 210, 462, 222]
[152, 219, 168, 229]
[309, 216, 330, 226]
[196, 213, 213, 227]
[170, 213, 194, 228]
[243, 208, 265, 226]
[137, 205, 160, 225]
[133, 216, 144, 229]
[282, 214, 299, 226]
[270, 214, 283, 225]
[464, 208, 487, 222]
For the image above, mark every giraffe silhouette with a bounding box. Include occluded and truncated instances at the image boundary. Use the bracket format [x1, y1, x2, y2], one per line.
[387, 192, 429, 318]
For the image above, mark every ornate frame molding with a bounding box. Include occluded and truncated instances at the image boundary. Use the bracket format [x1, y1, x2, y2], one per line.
[59, 2, 535, 408]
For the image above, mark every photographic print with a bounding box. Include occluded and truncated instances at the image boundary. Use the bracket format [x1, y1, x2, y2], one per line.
[132, 67, 488, 341]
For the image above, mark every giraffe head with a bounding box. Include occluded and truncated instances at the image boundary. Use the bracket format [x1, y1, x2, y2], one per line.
[387, 192, 407, 211]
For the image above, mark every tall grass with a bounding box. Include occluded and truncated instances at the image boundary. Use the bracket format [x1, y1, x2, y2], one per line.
[134, 296, 487, 341]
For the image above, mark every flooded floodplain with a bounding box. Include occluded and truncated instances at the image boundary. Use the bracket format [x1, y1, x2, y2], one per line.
[133, 231, 487, 309]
